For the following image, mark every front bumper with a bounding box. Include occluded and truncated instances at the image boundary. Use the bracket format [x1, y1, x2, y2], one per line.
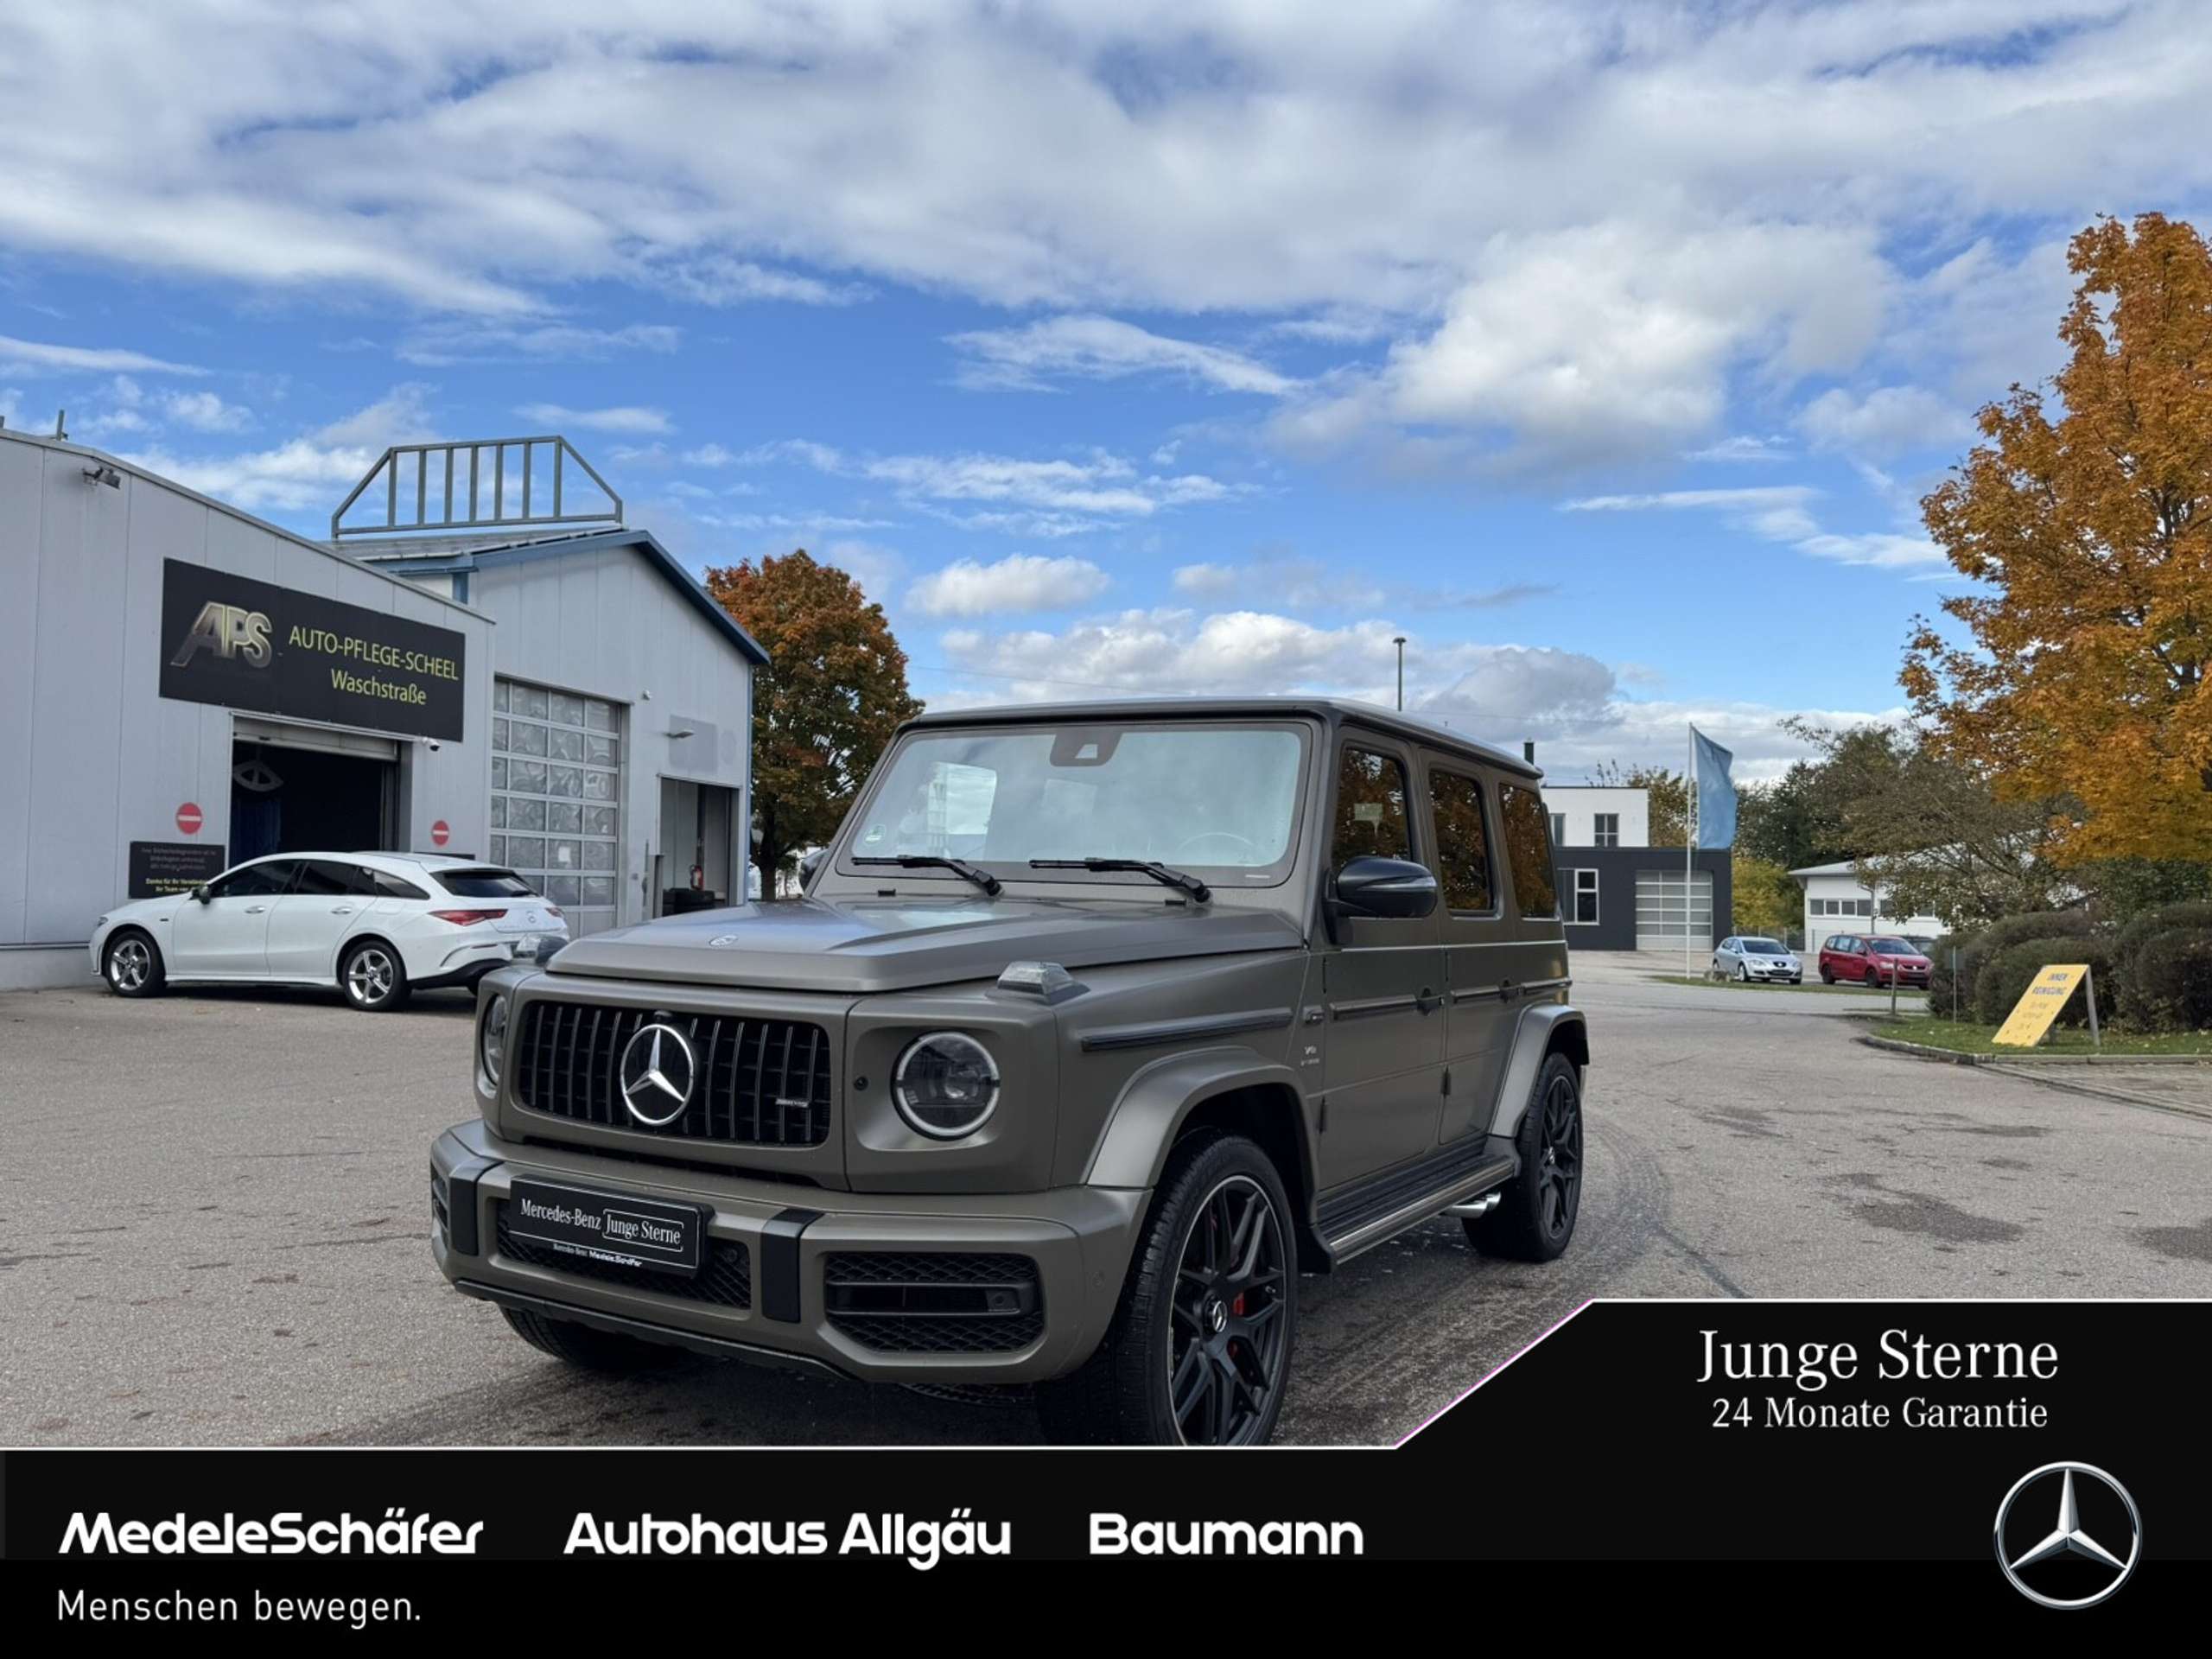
[431, 1120, 1144, 1385]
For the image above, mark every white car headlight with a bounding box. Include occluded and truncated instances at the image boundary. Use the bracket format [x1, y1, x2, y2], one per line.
[479, 994, 510, 1088]
[892, 1032, 1000, 1140]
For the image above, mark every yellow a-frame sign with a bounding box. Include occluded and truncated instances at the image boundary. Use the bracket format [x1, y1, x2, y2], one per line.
[1993, 963, 2101, 1048]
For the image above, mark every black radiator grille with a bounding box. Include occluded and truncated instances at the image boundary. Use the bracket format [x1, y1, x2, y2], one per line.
[495, 1205, 753, 1309]
[824, 1253, 1044, 1353]
[512, 1001, 833, 1147]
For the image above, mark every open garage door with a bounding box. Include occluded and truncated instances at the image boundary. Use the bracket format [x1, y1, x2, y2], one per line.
[1635, 869, 1713, 951]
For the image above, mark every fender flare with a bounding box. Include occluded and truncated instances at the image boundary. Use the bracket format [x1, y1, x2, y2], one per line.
[1084, 1046, 1313, 1195]
[1492, 1003, 1589, 1140]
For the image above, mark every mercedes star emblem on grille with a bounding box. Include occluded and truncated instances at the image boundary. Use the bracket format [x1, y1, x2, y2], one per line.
[1993, 1461, 2141, 1609]
[618, 1021, 696, 1128]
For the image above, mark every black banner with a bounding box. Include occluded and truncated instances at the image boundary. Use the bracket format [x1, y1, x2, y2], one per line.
[127, 841, 227, 899]
[2, 1301, 2202, 1623]
[157, 559, 466, 741]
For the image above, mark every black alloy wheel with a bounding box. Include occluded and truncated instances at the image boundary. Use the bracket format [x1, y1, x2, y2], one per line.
[1168, 1173, 1290, 1446]
[1532, 1066, 1584, 1242]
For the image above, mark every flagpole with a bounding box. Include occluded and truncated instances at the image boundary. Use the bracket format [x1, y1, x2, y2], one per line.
[1685, 724, 1693, 978]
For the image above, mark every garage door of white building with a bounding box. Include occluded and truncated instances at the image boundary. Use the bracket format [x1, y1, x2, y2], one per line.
[1635, 870, 1713, 950]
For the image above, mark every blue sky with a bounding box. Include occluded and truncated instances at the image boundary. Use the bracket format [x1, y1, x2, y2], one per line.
[4, 2, 2207, 779]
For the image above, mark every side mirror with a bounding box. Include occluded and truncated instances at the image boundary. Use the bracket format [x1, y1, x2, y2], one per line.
[1332, 855, 1438, 921]
[798, 849, 827, 890]
[190, 885, 211, 905]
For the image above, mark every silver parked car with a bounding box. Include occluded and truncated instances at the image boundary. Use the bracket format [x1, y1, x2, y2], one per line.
[1713, 935, 1802, 984]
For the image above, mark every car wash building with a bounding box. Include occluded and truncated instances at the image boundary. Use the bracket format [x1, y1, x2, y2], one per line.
[0, 426, 764, 991]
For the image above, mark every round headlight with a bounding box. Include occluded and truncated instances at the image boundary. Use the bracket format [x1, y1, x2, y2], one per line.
[480, 994, 510, 1087]
[892, 1032, 1000, 1140]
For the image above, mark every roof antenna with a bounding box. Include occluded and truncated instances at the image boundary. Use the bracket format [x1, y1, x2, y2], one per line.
[54, 409, 67, 440]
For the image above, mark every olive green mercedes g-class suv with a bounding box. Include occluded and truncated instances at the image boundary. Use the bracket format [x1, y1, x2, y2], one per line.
[432, 697, 1587, 1446]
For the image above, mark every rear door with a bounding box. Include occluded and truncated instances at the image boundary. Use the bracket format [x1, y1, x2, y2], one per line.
[168, 859, 299, 976]
[264, 859, 370, 978]
[1425, 759, 1512, 1144]
[1315, 734, 1446, 1189]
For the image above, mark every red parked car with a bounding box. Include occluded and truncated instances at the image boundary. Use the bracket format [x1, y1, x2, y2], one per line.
[1819, 934, 1932, 987]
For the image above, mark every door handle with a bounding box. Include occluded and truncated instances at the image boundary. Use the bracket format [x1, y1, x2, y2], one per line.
[330, 906, 355, 915]
[1415, 988, 1443, 1014]
[245, 905, 268, 914]
[1498, 980, 1518, 1002]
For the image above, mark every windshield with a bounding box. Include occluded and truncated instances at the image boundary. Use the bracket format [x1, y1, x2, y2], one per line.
[1742, 938, 1786, 955]
[846, 721, 1307, 885]
[1868, 938, 1916, 955]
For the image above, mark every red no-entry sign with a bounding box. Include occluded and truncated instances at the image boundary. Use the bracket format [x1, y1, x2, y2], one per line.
[430, 820, 450, 848]
[175, 803, 203, 836]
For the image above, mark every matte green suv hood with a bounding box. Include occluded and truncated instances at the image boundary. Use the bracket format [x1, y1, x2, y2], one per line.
[544, 894, 1305, 994]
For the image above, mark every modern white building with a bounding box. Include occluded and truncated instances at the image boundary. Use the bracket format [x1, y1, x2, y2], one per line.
[1789, 859, 1951, 957]
[1540, 785, 1649, 849]
[0, 427, 764, 991]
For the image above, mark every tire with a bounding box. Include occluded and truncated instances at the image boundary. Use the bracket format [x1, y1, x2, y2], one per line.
[1036, 1129, 1295, 1447]
[340, 938, 410, 1012]
[1790, 976, 1802, 986]
[1863, 966, 1878, 987]
[500, 1306, 684, 1374]
[1821, 968, 1835, 985]
[1466, 1052, 1583, 1263]
[1734, 962, 1749, 982]
[103, 930, 166, 998]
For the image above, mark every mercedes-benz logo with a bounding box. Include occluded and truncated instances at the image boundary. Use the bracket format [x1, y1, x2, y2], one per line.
[1993, 1462, 2141, 1609]
[618, 1021, 696, 1127]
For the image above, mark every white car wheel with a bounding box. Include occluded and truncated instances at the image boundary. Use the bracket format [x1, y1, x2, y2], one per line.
[342, 941, 410, 1011]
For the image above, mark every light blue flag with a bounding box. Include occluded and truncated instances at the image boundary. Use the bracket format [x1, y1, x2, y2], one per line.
[1692, 726, 1736, 849]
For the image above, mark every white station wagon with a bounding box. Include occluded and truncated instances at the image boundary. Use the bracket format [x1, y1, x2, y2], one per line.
[91, 852, 569, 1011]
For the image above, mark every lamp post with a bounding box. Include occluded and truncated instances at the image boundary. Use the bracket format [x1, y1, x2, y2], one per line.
[1393, 636, 1406, 710]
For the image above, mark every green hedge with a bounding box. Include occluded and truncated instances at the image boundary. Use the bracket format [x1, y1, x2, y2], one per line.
[2115, 928, 2212, 1032]
[2114, 900, 2212, 965]
[1974, 937, 2120, 1028]
[1931, 910, 2096, 1016]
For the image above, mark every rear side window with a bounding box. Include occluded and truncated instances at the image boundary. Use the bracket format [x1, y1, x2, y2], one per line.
[1497, 785, 1557, 918]
[371, 870, 430, 900]
[1331, 746, 1411, 866]
[435, 867, 537, 899]
[1427, 769, 1494, 912]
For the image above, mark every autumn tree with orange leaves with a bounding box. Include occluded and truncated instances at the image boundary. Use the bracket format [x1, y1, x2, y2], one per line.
[704, 550, 921, 894]
[1906, 213, 2212, 865]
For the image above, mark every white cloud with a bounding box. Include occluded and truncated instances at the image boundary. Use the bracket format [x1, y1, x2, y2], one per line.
[928, 604, 1894, 779]
[1796, 385, 1973, 459]
[907, 553, 1111, 617]
[743, 438, 1247, 534]
[1687, 435, 1792, 464]
[162, 390, 253, 433]
[397, 321, 682, 366]
[131, 385, 435, 513]
[515, 402, 672, 435]
[1560, 484, 1943, 569]
[0, 334, 204, 377]
[947, 315, 1295, 395]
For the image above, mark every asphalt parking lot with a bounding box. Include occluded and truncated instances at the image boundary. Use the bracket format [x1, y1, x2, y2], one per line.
[4, 957, 2209, 1447]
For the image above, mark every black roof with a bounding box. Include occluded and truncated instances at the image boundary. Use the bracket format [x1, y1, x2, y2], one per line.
[902, 696, 1543, 779]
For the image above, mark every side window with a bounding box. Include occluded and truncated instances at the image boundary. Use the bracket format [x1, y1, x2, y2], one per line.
[296, 861, 359, 897]
[1497, 785, 1558, 918]
[1550, 812, 1567, 847]
[1331, 745, 1411, 868]
[372, 871, 430, 900]
[211, 861, 296, 899]
[1427, 769, 1494, 912]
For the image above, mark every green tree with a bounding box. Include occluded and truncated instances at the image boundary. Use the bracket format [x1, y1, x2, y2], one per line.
[702, 550, 921, 895]
[1731, 853, 1799, 937]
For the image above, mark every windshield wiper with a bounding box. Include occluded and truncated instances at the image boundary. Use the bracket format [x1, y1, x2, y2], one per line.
[1030, 858, 1211, 903]
[852, 855, 1002, 896]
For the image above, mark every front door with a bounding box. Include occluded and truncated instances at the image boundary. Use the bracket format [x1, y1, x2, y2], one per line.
[264, 859, 368, 978]
[1317, 737, 1446, 1190]
[168, 858, 299, 976]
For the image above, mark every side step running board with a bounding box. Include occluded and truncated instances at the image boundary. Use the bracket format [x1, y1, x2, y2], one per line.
[1318, 1150, 1516, 1264]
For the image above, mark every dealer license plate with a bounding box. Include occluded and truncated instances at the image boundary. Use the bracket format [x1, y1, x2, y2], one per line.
[505, 1179, 702, 1276]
